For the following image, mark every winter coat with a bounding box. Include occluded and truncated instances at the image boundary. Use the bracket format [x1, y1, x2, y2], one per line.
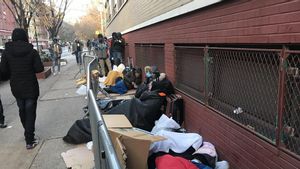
[0, 41, 44, 99]
[110, 38, 125, 52]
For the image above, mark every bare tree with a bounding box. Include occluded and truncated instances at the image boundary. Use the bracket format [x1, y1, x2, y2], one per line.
[74, 6, 102, 40]
[58, 21, 76, 42]
[3, 0, 42, 33]
[37, 0, 71, 40]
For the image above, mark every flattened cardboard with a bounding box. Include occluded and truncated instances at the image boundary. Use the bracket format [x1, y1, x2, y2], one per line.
[103, 114, 132, 128]
[61, 145, 94, 169]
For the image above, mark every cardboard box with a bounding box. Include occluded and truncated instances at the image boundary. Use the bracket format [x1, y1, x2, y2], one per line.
[103, 115, 165, 169]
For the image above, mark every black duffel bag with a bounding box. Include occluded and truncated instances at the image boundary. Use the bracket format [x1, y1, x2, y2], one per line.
[63, 118, 92, 144]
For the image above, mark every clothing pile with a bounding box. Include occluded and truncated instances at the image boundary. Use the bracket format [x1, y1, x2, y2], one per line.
[147, 114, 229, 169]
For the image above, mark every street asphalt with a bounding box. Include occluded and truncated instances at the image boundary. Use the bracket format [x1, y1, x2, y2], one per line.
[0, 49, 87, 169]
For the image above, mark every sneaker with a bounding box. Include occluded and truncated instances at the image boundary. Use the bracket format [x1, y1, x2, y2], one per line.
[26, 139, 39, 150]
[0, 123, 7, 128]
[53, 72, 56, 76]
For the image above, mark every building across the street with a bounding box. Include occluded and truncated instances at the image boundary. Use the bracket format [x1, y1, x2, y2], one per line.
[0, 0, 15, 46]
[104, 0, 300, 168]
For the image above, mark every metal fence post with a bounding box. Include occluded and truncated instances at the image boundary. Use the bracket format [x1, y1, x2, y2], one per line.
[204, 45, 209, 105]
[276, 46, 288, 147]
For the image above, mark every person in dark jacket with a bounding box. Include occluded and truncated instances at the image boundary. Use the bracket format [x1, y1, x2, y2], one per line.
[0, 28, 44, 149]
[110, 32, 125, 63]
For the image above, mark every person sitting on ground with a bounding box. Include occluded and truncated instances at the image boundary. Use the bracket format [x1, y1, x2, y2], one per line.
[135, 66, 175, 98]
[104, 58, 125, 86]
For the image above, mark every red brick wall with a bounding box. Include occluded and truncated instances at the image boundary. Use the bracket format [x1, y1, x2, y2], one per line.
[0, 1, 16, 36]
[121, 0, 300, 168]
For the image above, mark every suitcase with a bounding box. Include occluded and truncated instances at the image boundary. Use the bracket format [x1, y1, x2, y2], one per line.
[165, 94, 184, 126]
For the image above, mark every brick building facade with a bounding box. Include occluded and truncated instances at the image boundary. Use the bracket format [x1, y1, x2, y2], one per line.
[106, 0, 300, 168]
[0, 0, 15, 46]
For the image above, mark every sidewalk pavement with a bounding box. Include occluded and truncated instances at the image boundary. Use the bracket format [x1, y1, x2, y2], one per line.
[0, 51, 87, 169]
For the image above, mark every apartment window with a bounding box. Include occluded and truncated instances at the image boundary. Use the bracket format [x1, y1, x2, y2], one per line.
[106, 0, 127, 24]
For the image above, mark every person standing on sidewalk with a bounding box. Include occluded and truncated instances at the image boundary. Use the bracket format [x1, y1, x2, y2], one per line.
[0, 28, 44, 149]
[95, 34, 112, 76]
[72, 40, 83, 65]
[51, 38, 62, 75]
[87, 39, 92, 55]
[110, 32, 125, 64]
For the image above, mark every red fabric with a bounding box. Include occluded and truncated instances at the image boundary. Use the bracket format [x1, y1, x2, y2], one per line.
[155, 154, 198, 169]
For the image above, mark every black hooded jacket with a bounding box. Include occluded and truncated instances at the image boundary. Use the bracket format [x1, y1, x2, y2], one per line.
[0, 41, 44, 99]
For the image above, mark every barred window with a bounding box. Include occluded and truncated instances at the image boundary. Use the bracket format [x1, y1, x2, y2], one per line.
[283, 51, 300, 155]
[175, 46, 205, 101]
[135, 44, 165, 72]
[207, 48, 280, 140]
[174, 45, 300, 156]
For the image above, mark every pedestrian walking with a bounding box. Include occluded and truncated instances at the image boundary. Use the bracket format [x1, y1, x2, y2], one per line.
[0, 96, 7, 128]
[72, 40, 83, 65]
[51, 38, 62, 75]
[0, 28, 44, 149]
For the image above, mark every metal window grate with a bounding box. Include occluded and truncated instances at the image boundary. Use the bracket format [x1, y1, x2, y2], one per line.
[282, 50, 300, 156]
[207, 48, 281, 141]
[124, 43, 130, 66]
[173, 45, 300, 157]
[175, 46, 205, 101]
[135, 44, 165, 72]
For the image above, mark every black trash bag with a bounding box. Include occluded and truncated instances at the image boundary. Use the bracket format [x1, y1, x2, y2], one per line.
[108, 90, 166, 131]
[63, 118, 92, 144]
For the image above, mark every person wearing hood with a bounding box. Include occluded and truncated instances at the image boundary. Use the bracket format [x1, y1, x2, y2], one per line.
[0, 28, 44, 149]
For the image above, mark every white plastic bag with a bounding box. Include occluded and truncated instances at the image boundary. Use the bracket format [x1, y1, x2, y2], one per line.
[76, 85, 87, 95]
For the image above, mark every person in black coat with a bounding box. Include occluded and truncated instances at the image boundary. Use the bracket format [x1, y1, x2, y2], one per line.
[0, 28, 44, 149]
[110, 32, 125, 63]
